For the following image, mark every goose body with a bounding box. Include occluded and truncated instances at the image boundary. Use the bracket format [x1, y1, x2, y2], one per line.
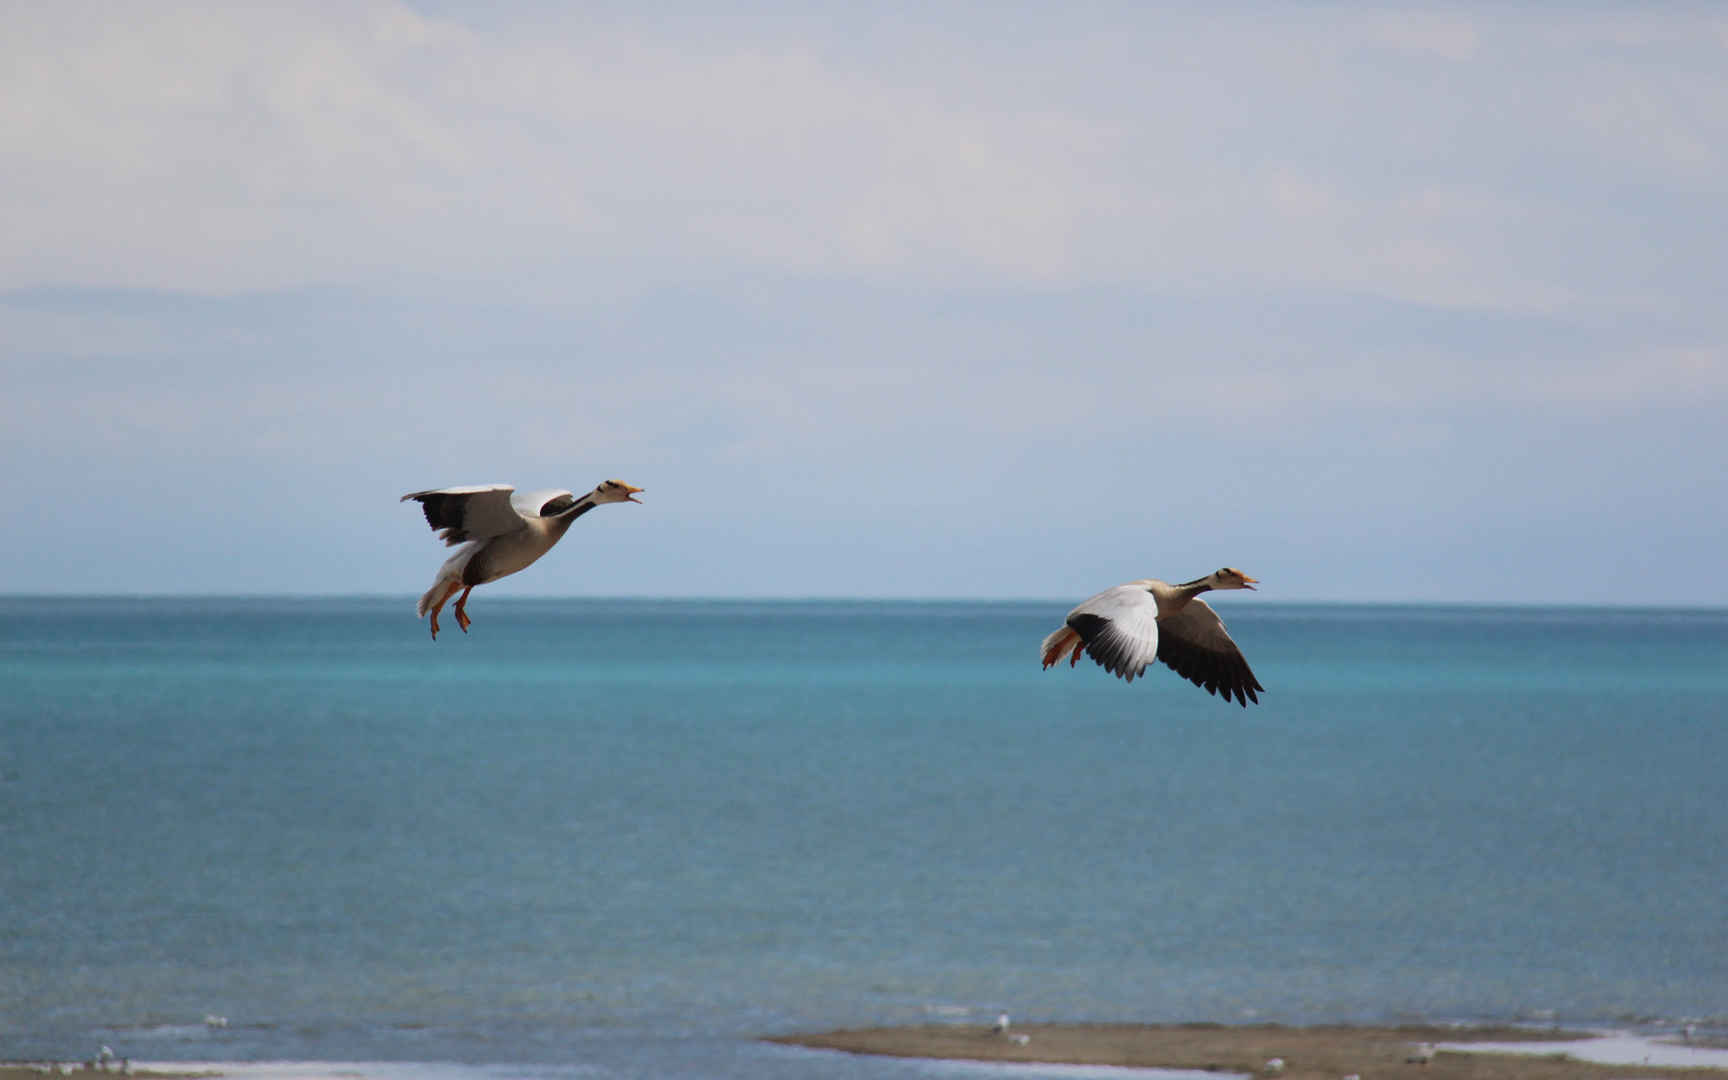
[401, 480, 641, 639]
[1041, 568, 1264, 706]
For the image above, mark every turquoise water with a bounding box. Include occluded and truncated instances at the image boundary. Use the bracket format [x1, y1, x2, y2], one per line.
[2, 598, 1725, 1075]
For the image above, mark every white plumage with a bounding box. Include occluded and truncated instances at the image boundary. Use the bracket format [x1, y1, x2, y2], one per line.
[402, 479, 641, 639]
[1040, 567, 1264, 706]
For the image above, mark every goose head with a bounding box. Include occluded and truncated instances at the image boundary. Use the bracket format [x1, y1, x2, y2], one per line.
[1212, 567, 1258, 590]
[593, 480, 644, 504]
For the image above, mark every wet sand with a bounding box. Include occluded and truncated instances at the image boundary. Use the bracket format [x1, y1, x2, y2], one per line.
[0, 1071, 211, 1080]
[770, 1023, 1728, 1079]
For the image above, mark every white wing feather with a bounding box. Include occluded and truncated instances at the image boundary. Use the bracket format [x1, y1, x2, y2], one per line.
[512, 488, 577, 518]
[1066, 584, 1161, 682]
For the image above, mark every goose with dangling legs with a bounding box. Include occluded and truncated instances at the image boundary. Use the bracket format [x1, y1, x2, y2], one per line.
[402, 479, 642, 639]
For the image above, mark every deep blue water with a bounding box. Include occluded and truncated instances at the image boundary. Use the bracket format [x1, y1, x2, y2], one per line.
[2, 597, 1725, 1076]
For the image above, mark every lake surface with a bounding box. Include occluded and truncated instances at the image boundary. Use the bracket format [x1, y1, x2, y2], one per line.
[3, 597, 1724, 1076]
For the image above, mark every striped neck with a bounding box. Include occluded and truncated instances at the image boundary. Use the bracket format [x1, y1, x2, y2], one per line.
[556, 494, 599, 520]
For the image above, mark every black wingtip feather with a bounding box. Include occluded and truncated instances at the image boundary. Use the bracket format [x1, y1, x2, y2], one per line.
[1158, 642, 1265, 708]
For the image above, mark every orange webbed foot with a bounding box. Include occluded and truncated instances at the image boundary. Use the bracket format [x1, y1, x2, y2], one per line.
[427, 581, 462, 641]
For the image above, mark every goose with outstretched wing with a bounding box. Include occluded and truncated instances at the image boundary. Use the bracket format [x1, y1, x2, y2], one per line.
[401, 480, 641, 639]
[1040, 568, 1264, 706]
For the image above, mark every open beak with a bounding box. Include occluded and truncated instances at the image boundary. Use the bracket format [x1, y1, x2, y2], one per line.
[623, 484, 644, 504]
[1240, 575, 1259, 590]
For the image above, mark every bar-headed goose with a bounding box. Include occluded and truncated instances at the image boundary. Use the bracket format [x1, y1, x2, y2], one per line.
[401, 480, 642, 639]
[1041, 568, 1264, 706]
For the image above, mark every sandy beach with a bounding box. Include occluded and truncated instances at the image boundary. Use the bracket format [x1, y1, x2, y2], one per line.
[770, 1023, 1728, 1079]
[5, 1024, 1725, 1080]
[0, 1071, 211, 1080]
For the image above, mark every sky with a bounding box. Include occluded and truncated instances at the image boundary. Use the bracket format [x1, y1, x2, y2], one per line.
[3, 2, 1726, 605]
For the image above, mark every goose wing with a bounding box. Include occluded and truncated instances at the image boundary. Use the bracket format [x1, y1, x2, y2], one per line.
[400, 484, 528, 546]
[1065, 584, 1161, 683]
[1156, 597, 1264, 706]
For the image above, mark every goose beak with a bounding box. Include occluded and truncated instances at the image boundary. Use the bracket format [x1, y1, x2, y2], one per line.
[623, 484, 644, 504]
[1240, 575, 1259, 590]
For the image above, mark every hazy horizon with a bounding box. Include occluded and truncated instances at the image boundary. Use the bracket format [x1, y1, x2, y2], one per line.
[7, 592, 1725, 612]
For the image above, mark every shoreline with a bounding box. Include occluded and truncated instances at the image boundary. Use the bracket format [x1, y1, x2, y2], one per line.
[768, 1023, 1728, 1078]
[7, 1023, 1726, 1080]
[0, 1072, 214, 1080]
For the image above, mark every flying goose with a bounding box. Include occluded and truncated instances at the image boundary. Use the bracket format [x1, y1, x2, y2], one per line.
[401, 480, 642, 639]
[1040, 568, 1264, 706]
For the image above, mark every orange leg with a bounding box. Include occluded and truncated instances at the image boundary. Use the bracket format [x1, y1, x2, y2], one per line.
[1068, 638, 1086, 667]
[427, 580, 462, 640]
[453, 585, 475, 633]
[1042, 628, 1084, 670]
[1040, 635, 1062, 669]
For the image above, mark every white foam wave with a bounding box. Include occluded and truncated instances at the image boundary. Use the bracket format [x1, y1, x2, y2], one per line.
[104, 1024, 217, 1039]
[1440, 1033, 1728, 1068]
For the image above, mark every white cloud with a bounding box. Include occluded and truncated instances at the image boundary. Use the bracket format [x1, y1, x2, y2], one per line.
[6, 283, 1721, 478]
[4, 4, 1727, 602]
[1354, 10, 1481, 60]
[4, 3, 1727, 316]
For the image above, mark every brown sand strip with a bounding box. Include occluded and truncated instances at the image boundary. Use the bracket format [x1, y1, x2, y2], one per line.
[769, 1023, 1726, 1080]
[1, 1069, 216, 1080]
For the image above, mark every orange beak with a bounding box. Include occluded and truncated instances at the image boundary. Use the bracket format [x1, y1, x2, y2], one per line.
[623, 484, 644, 504]
[1241, 575, 1259, 590]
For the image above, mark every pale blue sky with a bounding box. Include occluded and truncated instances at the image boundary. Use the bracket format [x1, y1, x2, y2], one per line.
[4, 3, 1725, 604]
